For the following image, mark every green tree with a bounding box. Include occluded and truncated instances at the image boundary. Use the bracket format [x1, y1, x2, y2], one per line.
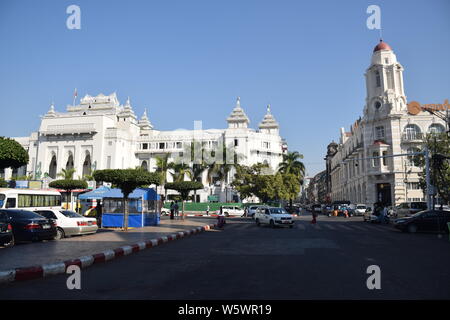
[281, 173, 301, 207]
[278, 151, 305, 207]
[0, 137, 29, 171]
[155, 154, 171, 200]
[93, 169, 160, 231]
[168, 162, 193, 183]
[278, 151, 305, 178]
[232, 163, 271, 201]
[0, 179, 7, 188]
[49, 179, 88, 209]
[413, 132, 450, 205]
[57, 168, 76, 180]
[207, 143, 245, 202]
[165, 181, 203, 219]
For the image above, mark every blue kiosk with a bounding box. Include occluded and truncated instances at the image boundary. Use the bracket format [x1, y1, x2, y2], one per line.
[79, 187, 160, 228]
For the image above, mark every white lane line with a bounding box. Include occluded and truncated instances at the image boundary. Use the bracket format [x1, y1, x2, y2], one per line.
[296, 224, 306, 230]
[323, 224, 337, 230]
[338, 224, 353, 231]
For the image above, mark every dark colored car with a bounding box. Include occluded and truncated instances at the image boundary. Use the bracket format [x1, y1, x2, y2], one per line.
[393, 202, 428, 218]
[0, 209, 57, 242]
[0, 211, 14, 247]
[284, 206, 300, 216]
[311, 204, 322, 213]
[394, 210, 450, 233]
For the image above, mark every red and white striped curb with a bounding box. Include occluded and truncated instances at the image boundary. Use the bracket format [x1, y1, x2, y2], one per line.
[0, 223, 216, 284]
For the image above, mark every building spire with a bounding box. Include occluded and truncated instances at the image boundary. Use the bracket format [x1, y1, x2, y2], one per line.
[138, 107, 153, 130]
[45, 102, 56, 117]
[258, 103, 279, 131]
[227, 97, 249, 128]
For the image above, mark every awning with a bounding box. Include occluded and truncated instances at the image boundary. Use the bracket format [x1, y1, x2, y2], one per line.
[78, 186, 159, 201]
[78, 186, 111, 200]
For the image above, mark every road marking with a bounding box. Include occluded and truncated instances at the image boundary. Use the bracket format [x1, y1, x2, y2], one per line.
[323, 224, 337, 230]
[297, 224, 306, 230]
[337, 224, 353, 231]
[350, 225, 369, 231]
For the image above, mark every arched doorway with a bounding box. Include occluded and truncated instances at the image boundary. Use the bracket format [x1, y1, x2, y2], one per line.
[141, 160, 148, 171]
[82, 152, 91, 177]
[49, 155, 57, 179]
[66, 153, 74, 171]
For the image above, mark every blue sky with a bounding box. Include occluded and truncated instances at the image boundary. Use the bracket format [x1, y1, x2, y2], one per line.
[0, 0, 449, 177]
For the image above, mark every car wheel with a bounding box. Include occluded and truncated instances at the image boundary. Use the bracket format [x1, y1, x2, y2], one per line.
[54, 227, 65, 240]
[3, 235, 15, 248]
[225, 212, 229, 217]
[256, 218, 260, 226]
[269, 220, 275, 228]
[407, 224, 418, 234]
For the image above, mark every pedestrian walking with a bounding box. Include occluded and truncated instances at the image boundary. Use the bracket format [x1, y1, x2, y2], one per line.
[311, 209, 317, 224]
[169, 201, 175, 220]
[206, 204, 210, 216]
[174, 200, 179, 219]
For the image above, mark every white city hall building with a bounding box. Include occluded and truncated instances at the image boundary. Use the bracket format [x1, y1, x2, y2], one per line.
[325, 40, 448, 207]
[6, 94, 287, 202]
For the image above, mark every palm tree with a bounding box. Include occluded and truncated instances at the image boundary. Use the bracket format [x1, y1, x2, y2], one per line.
[168, 162, 192, 183]
[57, 168, 76, 180]
[155, 154, 171, 199]
[278, 151, 305, 177]
[191, 163, 206, 202]
[209, 143, 245, 202]
[278, 151, 306, 206]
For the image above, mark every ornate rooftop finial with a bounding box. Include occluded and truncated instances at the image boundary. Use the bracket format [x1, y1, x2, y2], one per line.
[126, 96, 131, 106]
[259, 103, 279, 130]
[45, 102, 56, 117]
[138, 107, 153, 130]
[227, 97, 249, 127]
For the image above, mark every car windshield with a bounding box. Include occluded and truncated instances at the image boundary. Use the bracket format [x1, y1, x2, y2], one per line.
[270, 208, 288, 214]
[60, 210, 83, 218]
[357, 206, 366, 209]
[2, 209, 44, 219]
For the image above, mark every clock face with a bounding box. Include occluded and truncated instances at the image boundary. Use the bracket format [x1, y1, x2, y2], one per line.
[374, 101, 382, 110]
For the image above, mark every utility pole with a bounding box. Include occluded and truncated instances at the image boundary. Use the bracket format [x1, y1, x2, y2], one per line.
[424, 147, 432, 211]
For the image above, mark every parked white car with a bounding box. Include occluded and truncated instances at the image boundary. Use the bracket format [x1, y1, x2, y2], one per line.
[255, 207, 295, 228]
[354, 204, 367, 216]
[247, 205, 266, 218]
[34, 209, 98, 240]
[160, 207, 170, 216]
[220, 206, 245, 217]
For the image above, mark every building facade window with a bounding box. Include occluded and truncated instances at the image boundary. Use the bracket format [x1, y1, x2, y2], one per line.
[428, 123, 445, 135]
[372, 151, 380, 167]
[382, 151, 388, 166]
[375, 71, 381, 87]
[375, 126, 385, 139]
[407, 182, 420, 190]
[403, 124, 422, 140]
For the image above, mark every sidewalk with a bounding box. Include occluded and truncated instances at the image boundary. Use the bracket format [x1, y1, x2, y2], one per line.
[0, 217, 216, 283]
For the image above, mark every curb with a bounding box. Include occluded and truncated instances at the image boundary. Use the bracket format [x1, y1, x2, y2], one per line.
[0, 223, 217, 285]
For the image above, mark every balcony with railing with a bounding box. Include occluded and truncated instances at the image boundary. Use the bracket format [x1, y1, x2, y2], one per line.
[41, 123, 97, 135]
[401, 132, 423, 142]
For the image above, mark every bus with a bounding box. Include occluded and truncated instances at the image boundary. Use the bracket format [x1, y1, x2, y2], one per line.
[0, 188, 62, 211]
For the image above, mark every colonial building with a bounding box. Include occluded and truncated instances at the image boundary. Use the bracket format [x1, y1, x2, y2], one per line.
[6, 94, 287, 202]
[325, 40, 448, 207]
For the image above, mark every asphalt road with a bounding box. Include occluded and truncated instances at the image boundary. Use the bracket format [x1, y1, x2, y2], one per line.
[1, 215, 450, 300]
